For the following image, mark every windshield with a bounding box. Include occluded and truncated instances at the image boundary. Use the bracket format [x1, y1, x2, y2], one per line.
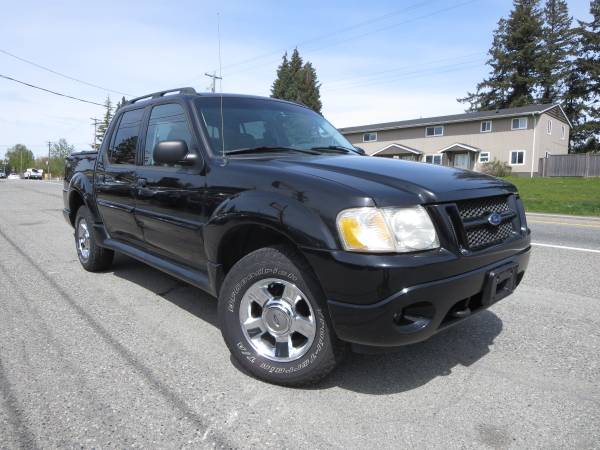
[195, 97, 356, 155]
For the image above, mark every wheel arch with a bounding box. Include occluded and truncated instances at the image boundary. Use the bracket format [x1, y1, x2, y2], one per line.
[66, 172, 99, 226]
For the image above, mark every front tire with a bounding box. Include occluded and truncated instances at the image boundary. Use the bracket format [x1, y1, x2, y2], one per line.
[218, 245, 345, 386]
[74, 206, 114, 272]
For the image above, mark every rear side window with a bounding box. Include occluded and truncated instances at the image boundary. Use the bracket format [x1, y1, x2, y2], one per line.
[108, 109, 144, 165]
[144, 103, 193, 166]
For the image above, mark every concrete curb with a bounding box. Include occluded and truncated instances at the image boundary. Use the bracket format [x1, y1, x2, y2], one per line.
[526, 212, 600, 221]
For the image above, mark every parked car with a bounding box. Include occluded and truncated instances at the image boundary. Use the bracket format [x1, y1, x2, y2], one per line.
[7, 173, 20, 180]
[0, 171, 6, 179]
[24, 168, 43, 179]
[63, 88, 531, 386]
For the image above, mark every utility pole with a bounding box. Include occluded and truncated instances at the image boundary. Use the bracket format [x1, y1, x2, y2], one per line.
[90, 117, 100, 150]
[204, 72, 222, 93]
[47, 140, 52, 181]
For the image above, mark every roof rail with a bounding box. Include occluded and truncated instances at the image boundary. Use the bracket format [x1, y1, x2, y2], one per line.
[124, 87, 197, 106]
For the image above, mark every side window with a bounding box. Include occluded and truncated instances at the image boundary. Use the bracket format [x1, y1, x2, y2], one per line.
[144, 103, 193, 166]
[108, 109, 144, 165]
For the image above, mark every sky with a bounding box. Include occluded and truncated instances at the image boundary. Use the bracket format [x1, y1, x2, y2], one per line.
[0, 0, 592, 158]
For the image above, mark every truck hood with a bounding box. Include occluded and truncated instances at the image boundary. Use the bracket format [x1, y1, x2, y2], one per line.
[271, 155, 517, 206]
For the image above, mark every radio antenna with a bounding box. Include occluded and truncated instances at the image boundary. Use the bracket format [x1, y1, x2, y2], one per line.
[218, 12, 225, 160]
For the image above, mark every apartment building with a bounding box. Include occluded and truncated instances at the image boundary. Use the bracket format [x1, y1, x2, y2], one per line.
[339, 104, 571, 175]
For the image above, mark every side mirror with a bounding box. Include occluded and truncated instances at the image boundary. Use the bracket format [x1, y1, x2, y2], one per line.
[153, 140, 193, 165]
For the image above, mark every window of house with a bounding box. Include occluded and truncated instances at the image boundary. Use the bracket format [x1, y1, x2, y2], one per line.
[144, 103, 193, 166]
[561, 125, 566, 140]
[511, 117, 528, 130]
[425, 154, 443, 165]
[108, 108, 144, 165]
[425, 126, 444, 137]
[547, 119, 552, 135]
[479, 152, 490, 163]
[510, 150, 525, 165]
[363, 132, 377, 142]
[480, 120, 492, 133]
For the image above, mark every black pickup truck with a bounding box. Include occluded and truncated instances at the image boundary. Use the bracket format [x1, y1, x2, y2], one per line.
[64, 87, 530, 385]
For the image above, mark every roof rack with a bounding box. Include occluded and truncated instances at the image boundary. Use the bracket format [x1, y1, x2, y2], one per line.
[124, 87, 197, 106]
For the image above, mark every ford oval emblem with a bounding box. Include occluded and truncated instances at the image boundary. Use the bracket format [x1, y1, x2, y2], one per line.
[488, 212, 502, 226]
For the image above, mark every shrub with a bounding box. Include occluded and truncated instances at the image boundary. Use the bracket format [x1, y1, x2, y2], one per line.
[480, 159, 512, 177]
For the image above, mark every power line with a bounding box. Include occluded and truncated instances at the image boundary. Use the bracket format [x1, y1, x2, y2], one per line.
[322, 61, 485, 92]
[0, 74, 105, 106]
[215, 0, 437, 74]
[0, 49, 132, 96]
[220, 0, 478, 80]
[324, 52, 485, 88]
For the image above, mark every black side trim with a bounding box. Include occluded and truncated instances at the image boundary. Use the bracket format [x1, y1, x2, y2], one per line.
[96, 199, 134, 213]
[135, 207, 202, 230]
[102, 238, 217, 297]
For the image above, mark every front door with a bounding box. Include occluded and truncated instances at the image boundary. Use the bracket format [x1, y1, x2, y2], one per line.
[453, 152, 471, 170]
[95, 108, 145, 245]
[134, 102, 207, 270]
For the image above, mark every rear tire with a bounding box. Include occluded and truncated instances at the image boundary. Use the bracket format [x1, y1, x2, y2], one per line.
[74, 206, 114, 272]
[218, 245, 345, 386]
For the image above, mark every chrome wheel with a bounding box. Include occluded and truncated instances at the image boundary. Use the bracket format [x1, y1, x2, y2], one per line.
[76, 218, 91, 262]
[239, 278, 316, 362]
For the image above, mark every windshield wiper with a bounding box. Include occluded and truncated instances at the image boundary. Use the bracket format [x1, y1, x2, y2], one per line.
[309, 145, 358, 154]
[225, 146, 321, 156]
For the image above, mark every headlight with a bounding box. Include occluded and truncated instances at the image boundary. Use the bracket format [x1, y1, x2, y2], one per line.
[337, 206, 439, 253]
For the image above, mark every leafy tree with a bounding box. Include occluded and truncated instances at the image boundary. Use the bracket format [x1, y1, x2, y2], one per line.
[5, 144, 34, 174]
[271, 48, 322, 113]
[538, 0, 573, 103]
[48, 138, 75, 178]
[459, 0, 544, 110]
[96, 95, 113, 149]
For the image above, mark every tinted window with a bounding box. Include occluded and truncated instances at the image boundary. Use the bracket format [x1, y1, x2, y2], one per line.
[109, 109, 144, 165]
[144, 104, 193, 166]
[195, 97, 354, 154]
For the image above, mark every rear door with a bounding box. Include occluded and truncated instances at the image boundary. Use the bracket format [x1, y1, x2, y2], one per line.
[95, 108, 145, 245]
[134, 102, 208, 270]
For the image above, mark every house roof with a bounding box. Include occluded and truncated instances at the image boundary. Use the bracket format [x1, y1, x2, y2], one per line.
[372, 143, 422, 156]
[439, 143, 481, 153]
[338, 103, 571, 134]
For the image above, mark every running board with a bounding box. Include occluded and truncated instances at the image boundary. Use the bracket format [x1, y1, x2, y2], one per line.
[103, 239, 217, 297]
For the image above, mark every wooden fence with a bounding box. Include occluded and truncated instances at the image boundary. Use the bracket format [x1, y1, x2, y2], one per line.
[538, 153, 600, 177]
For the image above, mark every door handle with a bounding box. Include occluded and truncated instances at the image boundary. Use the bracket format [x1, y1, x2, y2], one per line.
[136, 178, 147, 187]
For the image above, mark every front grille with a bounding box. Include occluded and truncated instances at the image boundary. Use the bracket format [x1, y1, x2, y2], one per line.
[464, 221, 514, 249]
[456, 196, 511, 219]
[454, 195, 516, 250]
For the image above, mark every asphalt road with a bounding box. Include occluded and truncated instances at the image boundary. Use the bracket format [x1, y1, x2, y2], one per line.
[1, 179, 598, 449]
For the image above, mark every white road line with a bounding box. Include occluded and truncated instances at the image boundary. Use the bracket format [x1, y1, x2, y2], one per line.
[532, 242, 600, 254]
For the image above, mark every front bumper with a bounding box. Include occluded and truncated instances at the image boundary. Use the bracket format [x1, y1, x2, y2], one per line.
[302, 236, 530, 348]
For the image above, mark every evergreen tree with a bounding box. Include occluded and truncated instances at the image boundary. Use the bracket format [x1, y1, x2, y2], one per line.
[296, 61, 322, 113]
[577, 0, 600, 149]
[115, 95, 127, 112]
[96, 96, 113, 148]
[459, 0, 544, 110]
[271, 52, 291, 99]
[538, 0, 572, 103]
[271, 48, 322, 113]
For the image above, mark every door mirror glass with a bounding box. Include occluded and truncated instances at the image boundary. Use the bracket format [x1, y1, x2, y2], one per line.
[153, 140, 190, 165]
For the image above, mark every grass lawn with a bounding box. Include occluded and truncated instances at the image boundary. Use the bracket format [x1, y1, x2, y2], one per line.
[505, 176, 600, 216]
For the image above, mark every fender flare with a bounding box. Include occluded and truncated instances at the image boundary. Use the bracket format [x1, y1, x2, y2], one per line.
[67, 172, 101, 224]
[203, 190, 338, 264]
